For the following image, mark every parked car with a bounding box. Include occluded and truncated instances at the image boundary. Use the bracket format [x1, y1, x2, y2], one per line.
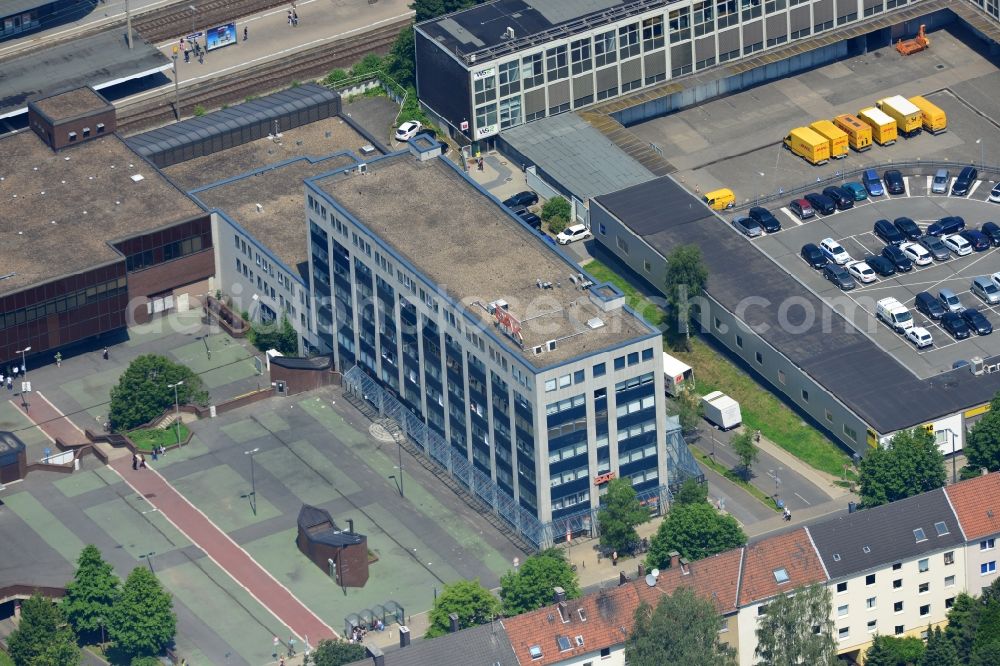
[804, 192, 836, 215]
[819, 238, 851, 265]
[394, 120, 423, 141]
[931, 168, 950, 194]
[884, 169, 905, 195]
[556, 224, 592, 245]
[927, 216, 965, 236]
[503, 191, 539, 208]
[990, 182, 1000, 203]
[822, 186, 854, 210]
[905, 326, 934, 349]
[873, 219, 905, 245]
[518, 211, 542, 229]
[842, 182, 868, 201]
[789, 198, 815, 220]
[748, 206, 782, 233]
[981, 222, 1000, 246]
[960, 229, 991, 252]
[864, 254, 896, 277]
[992, 271, 1000, 291]
[823, 263, 856, 291]
[939, 288, 964, 313]
[862, 169, 885, 196]
[942, 234, 973, 257]
[915, 291, 946, 319]
[972, 276, 1000, 305]
[961, 308, 993, 336]
[901, 242, 933, 266]
[952, 166, 978, 196]
[845, 260, 877, 284]
[732, 216, 763, 237]
[919, 234, 951, 261]
[942, 312, 972, 340]
[881, 245, 913, 272]
[893, 217, 922, 241]
[801, 243, 827, 269]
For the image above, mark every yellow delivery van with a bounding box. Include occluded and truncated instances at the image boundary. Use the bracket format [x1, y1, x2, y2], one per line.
[909, 95, 947, 134]
[833, 114, 873, 152]
[809, 120, 849, 159]
[858, 107, 898, 146]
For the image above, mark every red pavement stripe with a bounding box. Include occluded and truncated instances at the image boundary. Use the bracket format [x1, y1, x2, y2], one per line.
[10, 393, 82, 445]
[107, 456, 338, 643]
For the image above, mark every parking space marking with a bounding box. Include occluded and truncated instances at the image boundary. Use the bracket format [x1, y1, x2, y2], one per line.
[926, 176, 933, 193]
[903, 176, 912, 197]
[779, 207, 803, 225]
[969, 180, 983, 198]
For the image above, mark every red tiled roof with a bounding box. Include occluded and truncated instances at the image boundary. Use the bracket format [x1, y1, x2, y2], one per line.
[634, 547, 743, 615]
[945, 471, 1000, 540]
[738, 528, 827, 606]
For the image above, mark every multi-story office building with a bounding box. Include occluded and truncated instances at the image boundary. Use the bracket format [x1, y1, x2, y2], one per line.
[304, 142, 667, 526]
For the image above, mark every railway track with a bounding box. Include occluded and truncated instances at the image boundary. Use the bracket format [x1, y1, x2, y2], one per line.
[133, 0, 291, 44]
[116, 17, 407, 134]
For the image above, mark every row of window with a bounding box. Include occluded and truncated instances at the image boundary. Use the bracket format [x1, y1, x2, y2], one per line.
[0, 276, 126, 331]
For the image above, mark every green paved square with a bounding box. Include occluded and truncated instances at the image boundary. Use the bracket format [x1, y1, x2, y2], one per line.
[255, 412, 290, 432]
[59, 367, 124, 413]
[170, 334, 251, 375]
[221, 420, 269, 444]
[199, 358, 260, 390]
[172, 465, 280, 532]
[255, 446, 338, 506]
[157, 559, 292, 665]
[95, 465, 124, 486]
[125, 311, 204, 347]
[297, 397, 369, 447]
[285, 438, 361, 496]
[54, 470, 107, 498]
[152, 434, 211, 468]
[0, 400, 52, 455]
[84, 495, 189, 559]
[2, 492, 85, 563]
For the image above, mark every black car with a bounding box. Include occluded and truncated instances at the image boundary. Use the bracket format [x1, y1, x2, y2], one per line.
[518, 211, 542, 229]
[982, 222, 1000, 246]
[883, 169, 905, 195]
[823, 263, 856, 290]
[916, 291, 947, 319]
[942, 312, 972, 340]
[732, 216, 763, 237]
[881, 245, 913, 272]
[952, 166, 978, 196]
[927, 216, 965, 237]
[873, 219, 905, 245]
[748, 206, 782, 233]
[804, 192, 837, 215]
[801, 243, 827, 269]
[503, 191, 539, 208]
[960, 229, 991, 252]
[962, 308, 993, 336]
[894, 217, 922, 241]
[822, 186, 854, 210]
[863, 254, 896, 277]
[919, 234, 951, 261]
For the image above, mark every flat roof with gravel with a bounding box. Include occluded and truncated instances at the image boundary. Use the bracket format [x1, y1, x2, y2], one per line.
[30, 87, 110, 121]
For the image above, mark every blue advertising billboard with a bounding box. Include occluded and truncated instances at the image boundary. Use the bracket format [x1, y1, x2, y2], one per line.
[205, 22, 236, 51]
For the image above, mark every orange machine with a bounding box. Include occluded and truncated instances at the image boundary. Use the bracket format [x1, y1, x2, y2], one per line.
[896, 25, 930, 56]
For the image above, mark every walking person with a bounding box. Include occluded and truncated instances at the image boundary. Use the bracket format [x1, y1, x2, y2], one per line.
[151, 447, 158, 461]
[243, 25, 248, 41]
[138, 454, 146, 469]
[783, 507, 792, 521]
[287, 10, 293, 25]
[6, 376, 11, 391]
[132, 453, 138, 471]
[102, 347, 109, 360]
[292, 10, 298, 26]
[611, 550, 618, 566]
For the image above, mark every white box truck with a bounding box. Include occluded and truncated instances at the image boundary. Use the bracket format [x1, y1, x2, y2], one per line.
[702, 391, 742, 430]
[662, 352, 694, 396]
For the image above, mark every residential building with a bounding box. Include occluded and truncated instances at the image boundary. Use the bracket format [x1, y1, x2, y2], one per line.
[945, 472, 1000, 595]
[345, 621, 518, 666]
[304, 142, 668, 531]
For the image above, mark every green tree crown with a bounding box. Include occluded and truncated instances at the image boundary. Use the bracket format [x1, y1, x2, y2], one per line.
[625, 588, 736, 666]
[308, 639, 367, 666]
[859, 428, 946, 508]
[108, 354, 208, 431]
[646, 502, 745, 567]
[500, 549, 580, 616]
[62, 545, 120, 644]
[597, 478, 649, 554]
[754, 584, 838, 666]
[7, 593, 80, 666]
[108, 567, 176, 660]
[425, 580, 499, 638]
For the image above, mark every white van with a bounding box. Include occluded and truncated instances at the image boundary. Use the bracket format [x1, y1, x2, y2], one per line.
[875, 297, 914, 333]
[662, 352, 694, 396]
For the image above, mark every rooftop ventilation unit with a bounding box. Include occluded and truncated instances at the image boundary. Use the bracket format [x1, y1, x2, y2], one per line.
[972, 357, 985, 376]
[532, 345, 543, 355]
[130, 174, 144, 183]
[586, 318, 605, 330]
[546, 339, 557, 352]
[358, 163, 368, 174]
[503, 26, 515, 40]
[487, 299, 509, 314]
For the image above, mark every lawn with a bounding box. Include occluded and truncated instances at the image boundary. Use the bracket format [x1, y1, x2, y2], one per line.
[585, 260, 855, 479]
[0, 651, 12, 666]
[128, 423, 190, 452]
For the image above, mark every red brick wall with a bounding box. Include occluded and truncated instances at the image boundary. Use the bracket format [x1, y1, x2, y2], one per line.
[29, 107, 118, 151]
[270, 363, 338, 395]
[127, 250, 215, 325]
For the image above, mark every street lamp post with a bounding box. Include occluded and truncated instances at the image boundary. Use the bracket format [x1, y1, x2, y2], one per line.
[16, 346, 31, 411]
[171, 47, 180, 120]
[168, 381, 184, 446]
[243, 448, 259, 515]
[977, 139, 985, 172]
[139, 552, 155, 572]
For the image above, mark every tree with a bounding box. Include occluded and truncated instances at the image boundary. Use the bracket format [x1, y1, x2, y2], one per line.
[541, 197, 571, 223]
[669, 384, 703, 435]
[970, 642, 1000, 666]
[920, 626, 958, 666]
[386, 27, 416, 88]
[500, 549, 580, 615]
[108, 567, 176, 660]
[62, 545, 120, 645]
[967, 392, 1000, 472]
[425, 580, 499, 638]
[674, 477, 708, 506]
[864, 634, 925, 666]
[249, 316, 298, 355]
[547, 214, 569, 235]
[731, 431, 758, 482]
[945, 593, 981, 663]
[859, 428, 946, 508]
[754, 584, 838, 666]
[646, 502, 745, 567]
[597, 477, 649, 554]
[664, 245, 708, 349]
[309, 639, 367, 666]
[108, 355, 208, 431]
[7, 593, 80, 666]
[625, 588, 736, 666]
[130, 658, 163, 666]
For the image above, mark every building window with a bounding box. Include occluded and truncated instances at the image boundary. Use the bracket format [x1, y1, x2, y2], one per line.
[838, 626, 849, 639]
[945, 575, 956, 587]
[983, 561, 997, 575]
[68, 131, 77, 141]
[474, 75, 496, 105]
[920, 604, 930, 617]
[668, 9, 690, 43]
[837, 582, 847, 593]
[801, 389, 809, 402]
[599, 223, 607, 235]
[643, 260, 652, 273]
[867, 620, 877, 633]
[894, 601, 903, 613]
[600, 647, 610, 658]
[866, 597, 876, 609]
[717, 0, 739, 28]
[778, 370, 786, 385]
[982, 538, 996, 551]
[895, 625, 904, 635]
[791, 27, 811, 39]
[946, 597, 955, 608]
[642, 15, 665, 50]
[736, 335, 743, 348]
[694, 1, 714, 36]
[82, 127, 91, 137]
[893, 562, 902, 570]
[476, 104, 497, 131]
[594, 363, 606, 377]
[498, 60, 520, 96]
[755, 351, 763, 365]
[765, 0, 786, 12]
[893, 579, 902, 589]
[837, 604, 848, 617]
[844, 425, 858, 442]
[499, 97, 522, 129]
[594, 30, 616, 66]
[546, 45, 568, 80]
[919, 558, 929, 573]
[619, 23, 640, 59]
[714, 317, 722, 331]
[627, 352, 639, 366]
[521, 52, 544, 88]
[944, 551, 955, 565]
[866, 574, 876, 586]
[642, 348, 654, 361]
[919, 582, 929, 594]
[837, 12, 858, 25]
[825, 410, 833, 424]
[614, 356, 625, 370]
[571, 38, 592, 74]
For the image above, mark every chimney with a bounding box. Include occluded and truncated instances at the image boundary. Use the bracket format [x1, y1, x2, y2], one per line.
[399, 625, 411, 648]
[669, 550, 680, 569]
[637, 563, 646, 578]
[449, 612, 460, 633]
[618, 571, 628, 586]
[680, 557, 690, 575]
[347, 518, 355, 534]
[366, 645, 385, 666]
[553, 586, 566, 603]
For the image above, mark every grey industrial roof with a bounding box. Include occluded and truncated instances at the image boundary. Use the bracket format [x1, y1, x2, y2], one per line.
[345, 622, 518, 666]
[807, 489, 964, 579]
[3, 0, 57, 16]
[594, 176, 1000, 434]
[500, 113, 655, 201]
[297, 505, 364, 547]
[0, 27, 169, 118]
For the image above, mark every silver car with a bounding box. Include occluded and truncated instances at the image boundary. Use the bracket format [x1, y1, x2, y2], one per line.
[972, 276, 1000, 305]
[932, 168, 950, 194]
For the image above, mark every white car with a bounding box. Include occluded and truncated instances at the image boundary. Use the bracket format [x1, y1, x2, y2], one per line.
[819, 238, 851, 265]
[905, 326, 934, 349]
[845, 260, 877, 284]
[990, 182, 1000, 203]
[394, 120, 423, 141]
[557, 224, 593, 245]
[901, 242, 933, 266]
[943, 233, 973, 257]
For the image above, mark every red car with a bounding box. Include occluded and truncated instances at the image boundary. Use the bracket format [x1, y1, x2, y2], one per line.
[789, 198, 815, 220]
